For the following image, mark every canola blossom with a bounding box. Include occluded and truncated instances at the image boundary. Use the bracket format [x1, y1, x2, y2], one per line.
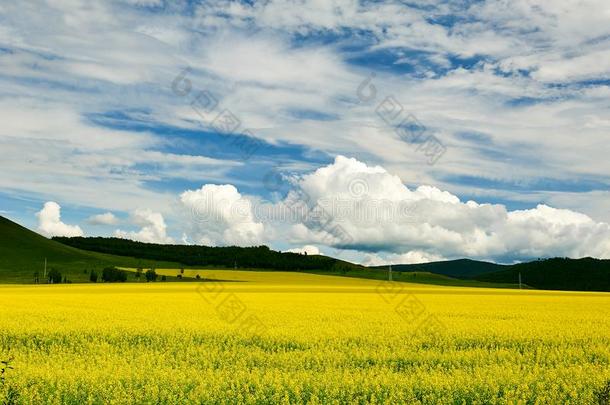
[0, 270, 609, 404]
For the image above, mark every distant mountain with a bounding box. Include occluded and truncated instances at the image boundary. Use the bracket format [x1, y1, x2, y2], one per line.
[372, 258, 505, 279]
[375, 257, 610, 292]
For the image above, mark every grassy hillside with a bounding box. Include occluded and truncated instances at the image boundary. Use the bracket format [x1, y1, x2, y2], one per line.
[0, 216, 182, 283]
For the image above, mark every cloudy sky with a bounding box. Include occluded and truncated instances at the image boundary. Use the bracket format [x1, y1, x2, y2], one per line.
[2, 0, 610, 264]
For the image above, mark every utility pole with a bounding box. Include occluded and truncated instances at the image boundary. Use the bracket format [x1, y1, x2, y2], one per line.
[389, 265, 392, 282]
[43, 258, 47, 281]
[518, 272, 522, 289]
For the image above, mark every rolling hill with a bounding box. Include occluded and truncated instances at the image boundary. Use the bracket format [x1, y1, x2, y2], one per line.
[0, 216, 181, 283]
[372, 258, 506, 279]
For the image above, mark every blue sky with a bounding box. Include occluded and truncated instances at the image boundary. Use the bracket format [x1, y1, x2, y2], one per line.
[1, 0, 610, 264]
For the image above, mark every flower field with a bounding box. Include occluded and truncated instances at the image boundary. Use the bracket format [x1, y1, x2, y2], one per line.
[0, 271, 609, 404]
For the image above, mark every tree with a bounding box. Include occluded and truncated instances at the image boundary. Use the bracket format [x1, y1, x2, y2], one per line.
[161, 275, 167, 281]
[145, 269, 157, 282]
[136, 268, 142, 280]
[33, 271, 39, 284]
[102, 267, 127, 282]
[48, 268, 62, 284]
[89, 270, 98, 283]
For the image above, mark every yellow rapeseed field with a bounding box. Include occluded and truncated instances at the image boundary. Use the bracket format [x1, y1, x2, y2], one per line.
[0, 270, 609, 404]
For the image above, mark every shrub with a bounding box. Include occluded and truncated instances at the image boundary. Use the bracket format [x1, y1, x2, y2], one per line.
[89, 271, 98, 283]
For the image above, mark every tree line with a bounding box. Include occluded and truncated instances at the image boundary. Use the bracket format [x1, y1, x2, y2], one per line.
[52, 237, 358, 272]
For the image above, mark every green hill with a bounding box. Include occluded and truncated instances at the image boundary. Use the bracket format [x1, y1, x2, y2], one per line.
[372, 258, 505, 278]
[0, 216, 181, 283]
[475, 257, 610, 292]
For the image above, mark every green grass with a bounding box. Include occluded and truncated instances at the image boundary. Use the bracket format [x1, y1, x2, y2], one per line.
[306, 268, 525, 288]
[0, 216, 182, 283]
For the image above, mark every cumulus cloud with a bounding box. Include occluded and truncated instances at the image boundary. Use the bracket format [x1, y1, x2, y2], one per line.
[287, 156, 610, 262]
[114, 209, 174, 244]
[36, 202, 84, 237]
[179, 184, 264, 246]
[285, 245, 320, 256]
[87, 212, 119, 226]
[362, 251, 446, 266]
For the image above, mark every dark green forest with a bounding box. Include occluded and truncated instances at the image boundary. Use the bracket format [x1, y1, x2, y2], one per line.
[53, 237, 358, 272]
[475, 257, 610, 292]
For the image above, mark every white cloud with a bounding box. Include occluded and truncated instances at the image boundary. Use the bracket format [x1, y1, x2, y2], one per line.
[362, 251, 445, 266]
[285, 245, 320, 256]
[179, 184, 264, 246]
[287, 156, 610, 262]
[36, 201, 84, 237]
[114, 209, 174, 244]
[87, 212, 119, 226]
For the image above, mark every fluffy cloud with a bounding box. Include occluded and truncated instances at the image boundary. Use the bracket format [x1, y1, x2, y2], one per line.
[179, 184, 264, 246]
[362, 251, 446, 266]
[114, 209, 174, 244]
[287, 156, 610, 262]
[285, 245, 320, 256]
[87, 212, 119, 226]
[36, 202, 84, 237]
